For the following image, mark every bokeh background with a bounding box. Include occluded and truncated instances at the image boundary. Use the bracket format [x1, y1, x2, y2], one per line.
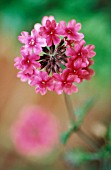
[0, 0, 111, 170]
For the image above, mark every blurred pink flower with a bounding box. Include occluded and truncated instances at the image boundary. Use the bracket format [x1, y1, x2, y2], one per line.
[11, 106, 60, 156]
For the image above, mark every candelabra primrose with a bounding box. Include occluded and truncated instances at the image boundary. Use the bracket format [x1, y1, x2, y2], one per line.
[14, 16, 96, 95]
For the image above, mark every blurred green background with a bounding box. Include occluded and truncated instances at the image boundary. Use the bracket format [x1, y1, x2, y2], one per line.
[0, 0, 111, 170]
[0, 0, 110, 85]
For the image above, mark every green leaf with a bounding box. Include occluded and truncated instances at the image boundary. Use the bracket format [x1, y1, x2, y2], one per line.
[74, 97, 96, 123]
[60, 123, 78, 144]
[65, 149, 96, 167]
[106, 124, 111, 141]
[61, 131, 71, 144]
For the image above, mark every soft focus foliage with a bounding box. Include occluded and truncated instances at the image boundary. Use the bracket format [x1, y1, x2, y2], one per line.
[61, 97, 95, 144]
[65, 124, 111, 170]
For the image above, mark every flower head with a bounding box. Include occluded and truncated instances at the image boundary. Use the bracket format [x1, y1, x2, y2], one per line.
[11, 106, 60, 156]
[15, 16, 96, 95]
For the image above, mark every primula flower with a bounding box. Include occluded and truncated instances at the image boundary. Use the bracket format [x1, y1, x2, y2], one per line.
[11, 106, 60, 156]
[14, 16, 96, 95]
[18, 29, 46, 54]
[14, 52, 40, 72]
[39, 16, 60, 46]
[57, 20, 84, 41]
[53, 69, 80, 95]
[30, 71, 54, 95]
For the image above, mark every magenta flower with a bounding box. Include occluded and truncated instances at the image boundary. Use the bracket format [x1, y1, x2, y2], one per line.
[11, 106, 60, 156]
[14, 52, 40, 82]
[30, 71, 54, 95]
[18, 29, 46, 54]
[14, 52, 40, 72]
[14, 16, 96, 95]
[17, 69, 36, 82]
[57, 20, 84, 41]
[53, 69, 80, 95]
[39, 16, 60, 46]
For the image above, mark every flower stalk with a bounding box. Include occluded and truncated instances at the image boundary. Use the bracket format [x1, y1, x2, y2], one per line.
[63, 93, 99, 151]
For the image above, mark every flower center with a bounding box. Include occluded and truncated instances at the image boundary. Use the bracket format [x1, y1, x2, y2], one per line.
[66, 29, 72, 35]
[38, 39, 68, 75]
[27, 60, 30, 63]
[29, 39, 35, 46]
[78, 52, 81, 56]
[41, 81, 45, 84]
[22, 58, 31, 66]
[50, 31, 53, 35]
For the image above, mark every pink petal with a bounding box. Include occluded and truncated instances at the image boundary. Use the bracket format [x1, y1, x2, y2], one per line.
[36, 87, 47, 95]
[51, 20, 56, 28]
[37, 37, 46, 47]
[34, 23, 42, 31]
[64, 84, 78, 94]
[53, 73, 61, 81]
[67, 75, 75, 82]
[57, 21, 66, 35]
[33, 46, 42, 54]
[46, 36, 53, 46]
[71, 84, 78, 93]
[68, 20, 76, 27]
[42, 16, 55, 26]
[74, 59, 82, 69]
[52, 35, 60, 45]
[48, 16, 55, 21]
[55, 84, 63, 95]
[66, 47, 76, 57]
[18, 31, 29, 44]
[75, 23, 81, 31]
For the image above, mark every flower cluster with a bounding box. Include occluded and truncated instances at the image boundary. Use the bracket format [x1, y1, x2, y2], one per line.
[11, 106, 59, 156]
[14, 16, 96, 95]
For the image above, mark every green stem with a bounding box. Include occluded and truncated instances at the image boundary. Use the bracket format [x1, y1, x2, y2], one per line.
[63, 92, 76, 121]
[63, 93, 99, 151]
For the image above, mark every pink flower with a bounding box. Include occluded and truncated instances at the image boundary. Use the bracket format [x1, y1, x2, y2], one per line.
[84, 44, 96, 58]
[18, 29, 46, 54]
[66, 57, 95, 83]
[53, 69, 79, 95]
[17, 69, 36, 82]
[66, 42, 96, 82]
[57, 20, 84, 41]
[15, 16, 96, 95]
[30, 71, 54, 95]
[39, 16, 60, 46]
[11, 106, 60, 156]
[14, 52, 40, 73]
[66, 40, 86, 58]
[14, 52, 40, 82]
